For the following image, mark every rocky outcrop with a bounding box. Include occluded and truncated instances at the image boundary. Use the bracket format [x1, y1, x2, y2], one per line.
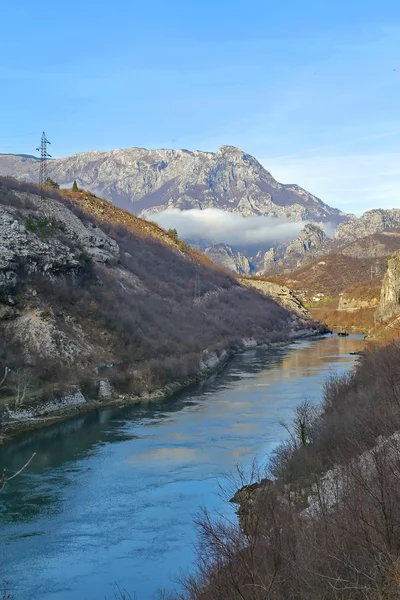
[204, 243, 252, 275]
[251, 224, 329, 275]
[256, 247, 276, 273]
[338, 294, 378, 311]
[0, 147, 347, 223]
[285, 224, 326, 258]
[239, 278, 311, 321]
[335, 209, 400, 244]
[375, 250, 400, 322]
[0, 192, 119, 298]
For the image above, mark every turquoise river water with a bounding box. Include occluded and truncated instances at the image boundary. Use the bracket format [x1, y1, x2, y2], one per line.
[0, 334, 363, 600]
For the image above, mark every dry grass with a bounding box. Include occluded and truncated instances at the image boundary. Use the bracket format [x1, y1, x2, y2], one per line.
[309, 306, 376, 330]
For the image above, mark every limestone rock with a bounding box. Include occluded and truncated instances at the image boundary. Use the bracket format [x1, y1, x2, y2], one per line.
[204, 243, 252, 275]
[335, 209, 400, 244]
[375, 250, 400, 322]
[239, 278, 311, 320]
[0, 147, 348, 223]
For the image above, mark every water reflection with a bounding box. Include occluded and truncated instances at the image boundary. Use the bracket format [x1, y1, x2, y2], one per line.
[0, 335, 363, 600]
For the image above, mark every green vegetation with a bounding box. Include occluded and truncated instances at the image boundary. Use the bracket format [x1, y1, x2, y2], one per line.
[72, 180, 79, 192]
[167, 228, 179, 242]
[302, 295, 338, 308]
[44, 177, 59, 189]
[25, 215, 53, 238]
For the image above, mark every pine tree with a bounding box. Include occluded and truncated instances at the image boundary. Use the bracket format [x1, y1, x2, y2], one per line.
[45, 177, 60, 189]
[72, 180, 79, 192]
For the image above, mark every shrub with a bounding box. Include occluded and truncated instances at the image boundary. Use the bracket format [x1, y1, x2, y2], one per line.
[25, 215, 52, 238]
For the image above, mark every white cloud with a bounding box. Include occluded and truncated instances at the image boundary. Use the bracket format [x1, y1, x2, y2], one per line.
[151, 208, 306, 246]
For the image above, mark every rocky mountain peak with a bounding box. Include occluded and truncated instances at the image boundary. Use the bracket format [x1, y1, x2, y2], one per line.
[335, 209, 400, 243]
[285, 223, 327, 257]
[0, 146, 347, 224]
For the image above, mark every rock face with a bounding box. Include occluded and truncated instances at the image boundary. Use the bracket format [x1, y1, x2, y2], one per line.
[338, 294, 378, 311]
[0, 193, 119, 298]
[335, 209, 400, 243]
[252, 224, 328, 274]
[285, 224, 327, 258]
[258, 248, 276, 273]
[0, 147, 347, 223]
[204, 243, 252, 275]
[375, 250, 400, 322]
[239, 278, 311, 321]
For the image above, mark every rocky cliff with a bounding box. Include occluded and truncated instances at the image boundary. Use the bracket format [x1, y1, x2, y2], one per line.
[285, 223, 326, 258]
[375, 250, 400, 323]
[239, 278, 312, 321]
[204, 243, 252, 275]
[0, 147, 347, 222]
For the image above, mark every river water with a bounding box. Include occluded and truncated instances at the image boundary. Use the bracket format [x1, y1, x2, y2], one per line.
[0, 335, 363, 600]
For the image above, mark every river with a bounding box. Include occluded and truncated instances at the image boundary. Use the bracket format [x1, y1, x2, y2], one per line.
[0, 335, 363, 600]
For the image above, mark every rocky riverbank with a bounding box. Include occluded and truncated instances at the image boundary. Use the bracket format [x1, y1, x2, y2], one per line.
[0, 329, 323, 443]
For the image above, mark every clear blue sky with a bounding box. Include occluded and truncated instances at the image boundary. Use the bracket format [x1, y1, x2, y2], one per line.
[1, 0, 399, 214]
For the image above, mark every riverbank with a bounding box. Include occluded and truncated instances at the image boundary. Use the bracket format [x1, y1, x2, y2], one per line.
[0, 334, 362, 600]
[186, 339, 400, 600]
[0, 328, 323, 444]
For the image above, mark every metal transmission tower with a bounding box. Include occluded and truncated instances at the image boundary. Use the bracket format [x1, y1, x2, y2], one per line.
[36, 132, 51, 194]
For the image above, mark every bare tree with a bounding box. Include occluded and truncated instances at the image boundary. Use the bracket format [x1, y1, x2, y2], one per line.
[11, 368, 35, 407]
[0, 453, 36, 493]
[0, 367, 9, 390]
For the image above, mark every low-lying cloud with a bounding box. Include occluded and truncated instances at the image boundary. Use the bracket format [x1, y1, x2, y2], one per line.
[151, 208, 306, 247]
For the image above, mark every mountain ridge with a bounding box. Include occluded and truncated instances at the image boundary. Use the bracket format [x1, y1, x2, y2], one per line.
[0, 145, 348, 223]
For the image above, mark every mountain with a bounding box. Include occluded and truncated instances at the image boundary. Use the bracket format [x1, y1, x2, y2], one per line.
[279, 230, 400, 296]
[0, 177, 319, 433]
[0, 146, 347, 222]
[334, 209, 400, 243]
[204, 243, 252, 275]
[252, 223, 328, 274]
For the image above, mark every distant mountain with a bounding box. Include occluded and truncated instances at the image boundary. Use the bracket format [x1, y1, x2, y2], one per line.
[0, 145, 347, 223]
[252, 223, 328, 274]
[334, 209, 400, 243]
[280, 230, 400, 296]
[0, 153, 39, 160]
[204, 243, 252, 275]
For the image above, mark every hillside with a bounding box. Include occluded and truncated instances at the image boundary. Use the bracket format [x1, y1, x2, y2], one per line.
[278, 230, 400, 296]
[0, 178, 318, 433]
[0, 147, 347, 222]
[250, 231, 400, 331]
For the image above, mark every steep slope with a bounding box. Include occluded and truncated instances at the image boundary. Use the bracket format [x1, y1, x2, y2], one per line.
[0, 147, 347, 222]
[375, 249, 400, 323]
[0, 178, 318, 430]
[253, 223, 329, 274]
[204, 243, 252, 275]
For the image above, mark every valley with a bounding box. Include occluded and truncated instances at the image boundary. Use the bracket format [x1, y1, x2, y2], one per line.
[1, 143, 400, 600]
[0, 177, 321, 442]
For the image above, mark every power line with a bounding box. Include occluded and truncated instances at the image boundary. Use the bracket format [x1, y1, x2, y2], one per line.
[36, 132, 51, 195]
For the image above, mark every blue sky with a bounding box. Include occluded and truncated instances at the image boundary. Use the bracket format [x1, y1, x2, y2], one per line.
[1, 0, 399, 214]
